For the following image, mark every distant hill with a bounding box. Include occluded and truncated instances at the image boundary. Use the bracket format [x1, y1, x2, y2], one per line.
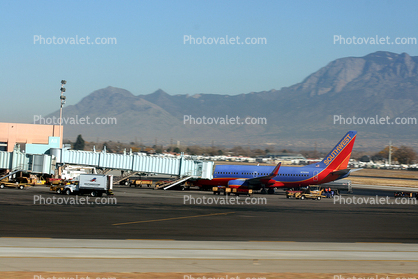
[47, 51, 418, 150]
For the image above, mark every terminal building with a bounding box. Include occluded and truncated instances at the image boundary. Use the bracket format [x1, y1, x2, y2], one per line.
[0, 122, 62, 153]
[257, 153, 306, 165]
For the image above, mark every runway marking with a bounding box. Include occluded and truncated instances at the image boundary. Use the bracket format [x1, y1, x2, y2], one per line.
[0, 237, 52, 239]
[249, 241, 296, 243]
[112, 212, 235, 226]
[126, 239, 175, 241]
[1, 246, 417, 253]
[355, 242, 403, 244]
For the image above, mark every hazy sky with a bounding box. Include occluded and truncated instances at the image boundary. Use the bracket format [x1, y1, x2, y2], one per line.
[1, 0, 418, 122]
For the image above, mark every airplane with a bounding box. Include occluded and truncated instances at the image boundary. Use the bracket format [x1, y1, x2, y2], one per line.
[191, 131, 358, 194]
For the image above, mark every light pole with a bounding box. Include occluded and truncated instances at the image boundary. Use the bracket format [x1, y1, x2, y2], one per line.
[59, 80, 66, 147]
[388, 141, 392, 168]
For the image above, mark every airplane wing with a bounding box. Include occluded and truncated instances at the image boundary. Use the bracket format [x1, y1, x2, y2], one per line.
[349, 168, 363, 172]
[331, 169, 350, 176]
[331, 168, 363, 176]
[245, 162, 281, 186]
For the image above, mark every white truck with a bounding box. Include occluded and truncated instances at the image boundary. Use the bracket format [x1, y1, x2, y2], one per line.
[64, 174, 113, 197]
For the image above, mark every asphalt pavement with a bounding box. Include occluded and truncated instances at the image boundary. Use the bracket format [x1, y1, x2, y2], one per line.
[0, 185, 417, 242]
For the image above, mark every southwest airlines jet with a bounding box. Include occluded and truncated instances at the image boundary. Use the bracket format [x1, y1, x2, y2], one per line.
[193, 131, 357, 193]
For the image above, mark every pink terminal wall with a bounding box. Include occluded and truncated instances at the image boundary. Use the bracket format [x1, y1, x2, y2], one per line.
[0, 122, 62, 152]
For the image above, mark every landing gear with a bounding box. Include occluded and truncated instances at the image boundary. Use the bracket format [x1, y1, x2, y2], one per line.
[267, 188, 275, 195]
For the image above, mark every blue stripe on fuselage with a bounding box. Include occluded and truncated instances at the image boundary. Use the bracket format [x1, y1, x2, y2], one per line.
[213, 164, 324, 183]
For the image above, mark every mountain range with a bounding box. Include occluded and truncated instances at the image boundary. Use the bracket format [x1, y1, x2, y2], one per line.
[47, 51, 418, 150]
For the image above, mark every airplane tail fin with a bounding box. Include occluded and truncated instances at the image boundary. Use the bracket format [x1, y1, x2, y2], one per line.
[268, 162, 281, 179]
[321, 131, 357, 170]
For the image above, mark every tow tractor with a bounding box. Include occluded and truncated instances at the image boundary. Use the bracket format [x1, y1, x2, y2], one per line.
[49, 181, 72, 194]
[0, 177, 33, 190]
[129, 179, 153, 187]
[286, 186, 325, 200]
[46, 177, 64, 185]
[212, 186, 253, 196]
[50, 184, 65, 194]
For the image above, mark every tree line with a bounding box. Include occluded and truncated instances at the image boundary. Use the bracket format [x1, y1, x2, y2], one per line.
[66, 135, 417, 164]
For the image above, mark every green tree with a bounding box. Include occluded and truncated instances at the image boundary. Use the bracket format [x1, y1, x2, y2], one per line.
[73, 135, 85, 150]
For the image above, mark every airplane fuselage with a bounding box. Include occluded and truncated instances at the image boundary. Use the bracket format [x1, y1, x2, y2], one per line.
[196, 164, 347, 189]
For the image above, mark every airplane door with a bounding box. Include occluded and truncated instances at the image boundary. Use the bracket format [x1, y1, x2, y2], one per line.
[313, 171, 319, 182]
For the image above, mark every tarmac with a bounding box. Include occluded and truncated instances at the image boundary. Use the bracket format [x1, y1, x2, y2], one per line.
[0, 184, 417, 274]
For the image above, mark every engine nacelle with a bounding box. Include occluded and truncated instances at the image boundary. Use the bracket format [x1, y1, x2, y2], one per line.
[228, 179, 247, 188]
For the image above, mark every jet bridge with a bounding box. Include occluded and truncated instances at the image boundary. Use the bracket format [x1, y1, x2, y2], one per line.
[0, 148, 54, 175]
[51, 147, 214, 179]
[0, 146, 214, 180]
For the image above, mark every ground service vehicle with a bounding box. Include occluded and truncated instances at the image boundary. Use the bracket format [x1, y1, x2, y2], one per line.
[286, 190, 302, 199]
[154, 180, 174, 188]
[50, 184, 66, 194]
[394, 192, 417, 198]
[321, 179, 352, 193]
[0, 177, 33, 190]
[286, 186, 325, 200]
[61, 165, 97, 180]
[46, 177, 64, 185]
[212, 186, 231, 195]
[212, 186, 253, 196]
[63, 174, 113, 197]
[129, 179, 153, 187]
